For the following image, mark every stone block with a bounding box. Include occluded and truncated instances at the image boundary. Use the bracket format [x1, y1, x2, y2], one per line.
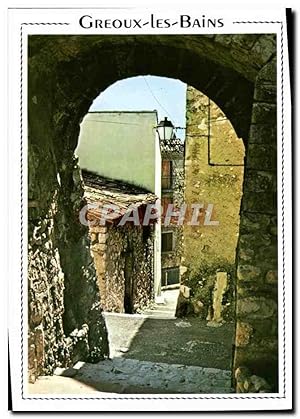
[254, 82, 276, 103]
[212, 272, 228, 322]
[234, 349, 278, 391]
[265, 270, 278, 284]
[246, 339, 279, 360]
[90, 225, 107, 234]
[191, 299, 204, 314]
[91, 243, 106, 253]
[244, 170, 275, 194]
[239, 212, 271, 233]
[98, 232, 106, 244]
[235, 322, 253, 347]
[235, 366, 272, 393]
[214, 34, 232, 47]
[250, 319, 278, 338]
[251, 35, 276, 66]
[242, 190, 276, 214]
[95, 259, 106, 275]
[238, 248, 255, 262]
[180, 285, 191, 299]
[90, 232, 98, 243]
[29, 300, 43, 327]
[237, 297, 277, 319]
[257, 58, 277, 83]
[237, 265, 262, 281]
[251, 103, 276, 124]
[239, 232, 273, 249]
[249, 124, 277, 145]
[247, 144, 277, 171]
[232, 34, 259, 50]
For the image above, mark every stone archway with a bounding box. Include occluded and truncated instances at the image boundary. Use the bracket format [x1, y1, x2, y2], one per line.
[28, 34, 277, 390]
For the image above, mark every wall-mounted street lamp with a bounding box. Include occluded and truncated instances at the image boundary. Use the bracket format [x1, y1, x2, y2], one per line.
[156, 117, 175, 141]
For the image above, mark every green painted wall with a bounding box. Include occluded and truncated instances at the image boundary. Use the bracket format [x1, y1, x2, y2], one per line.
[76, 111, 158, 192]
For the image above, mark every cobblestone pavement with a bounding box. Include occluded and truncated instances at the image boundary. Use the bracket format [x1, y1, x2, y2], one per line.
[29, 290, 234, 395]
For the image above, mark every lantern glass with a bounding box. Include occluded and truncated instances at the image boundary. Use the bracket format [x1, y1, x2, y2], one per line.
[156, 117, 174, 141]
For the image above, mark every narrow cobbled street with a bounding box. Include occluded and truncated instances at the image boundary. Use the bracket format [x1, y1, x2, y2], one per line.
[29, 290, 234, 394]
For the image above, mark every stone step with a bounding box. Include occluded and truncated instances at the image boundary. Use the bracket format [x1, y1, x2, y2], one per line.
[29, 358, 232, 395]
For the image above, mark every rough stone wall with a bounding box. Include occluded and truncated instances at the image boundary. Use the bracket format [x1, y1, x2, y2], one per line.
[28, 120, 109, 382]
[90, 223, 154, 313]
[28, 198, 66, 382]
[89, 226, 108, 309]
[233, 57, 278, 390]
[28, 34, 277, 389]
[178, 87, 245, 322]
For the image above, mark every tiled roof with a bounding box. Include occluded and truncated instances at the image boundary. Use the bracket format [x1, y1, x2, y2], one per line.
[160, 138, 184, 154]
[82, 171, 157, 224]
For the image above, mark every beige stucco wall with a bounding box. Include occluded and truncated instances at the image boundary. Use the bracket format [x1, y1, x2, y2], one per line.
[178, 86, 245, 321]
[76, 111, 158, 192]
[183, 87, 245, 272]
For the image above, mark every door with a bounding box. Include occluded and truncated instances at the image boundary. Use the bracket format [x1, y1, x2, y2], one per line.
[124, 250, 134, 313]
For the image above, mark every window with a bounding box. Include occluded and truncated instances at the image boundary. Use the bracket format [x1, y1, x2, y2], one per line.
[162, 160, 172, 190]
[162, 231, 173, 252]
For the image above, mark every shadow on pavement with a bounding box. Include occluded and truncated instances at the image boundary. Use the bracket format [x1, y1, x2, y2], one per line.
[119, 317, 235, 370]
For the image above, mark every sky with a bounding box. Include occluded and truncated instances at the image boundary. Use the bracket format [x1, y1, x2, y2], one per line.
[89, 76, 187, 140]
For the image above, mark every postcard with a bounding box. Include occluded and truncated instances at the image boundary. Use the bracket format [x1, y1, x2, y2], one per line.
[7, 3, 293, 412]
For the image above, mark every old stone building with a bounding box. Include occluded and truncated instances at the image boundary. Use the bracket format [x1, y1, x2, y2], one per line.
[82, 171, 156, 314]
[28, 34, 278, 390]
[160, 137, 185, 287]
[76, 111, 163, 300]
[177, 86, 245, 323]
[77, 111, 185, 293]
